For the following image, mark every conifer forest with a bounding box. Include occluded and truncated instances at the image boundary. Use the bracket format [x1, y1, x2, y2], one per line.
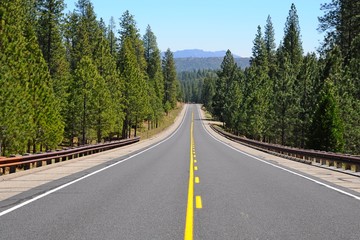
[186, 1, 360, 154]
[0, 0, 180, 155]
[1, 0, 359, 156]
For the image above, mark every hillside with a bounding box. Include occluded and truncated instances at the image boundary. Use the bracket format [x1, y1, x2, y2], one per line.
[172, 49, 241, 58]
[174, 57, 250, 72]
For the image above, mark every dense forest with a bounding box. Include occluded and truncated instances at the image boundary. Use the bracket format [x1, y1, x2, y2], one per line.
[174, 57, 250, 72]
[178, 70, 217, 103]
[0, 0, 180, 156]
[199, 1, 360, 154]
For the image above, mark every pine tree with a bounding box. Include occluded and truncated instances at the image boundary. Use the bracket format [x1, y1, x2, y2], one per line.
[201, 77, 216, 113]
[107, 16, 117, 57]
[263, 16, 277, 142]
[118, 10, 147, 73]
[119, 37, 148, 138]
[308, 80, 344, 152]
[279, 3, 303, 146]
[0, 0, 33, 155]
[92, 30, 118, 142]
[273, 46, 296, 145]
[322, 45, 360, 154]
[283, 3, 303, 73]
[162, 49, 178, 109]
[244, 26, 271, 140]
[318, 0, 360, 62]
[343, 37, 360, 153]
[19, 0, 64, 152]
[36, 0, 70, 115]
[212, 50, 237, 123]
[143, 25, 164, 128]
[73, 56, 105, 144]
[264, 15, 276, 62]
[117, 10, 150, 136]
[297, 53, 319, 147]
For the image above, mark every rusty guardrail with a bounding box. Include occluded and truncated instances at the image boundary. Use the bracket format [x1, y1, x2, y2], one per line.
[0, 137, 140, 175]
[210, 124, 360, 174]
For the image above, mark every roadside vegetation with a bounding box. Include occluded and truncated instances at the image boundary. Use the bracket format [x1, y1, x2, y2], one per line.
[138, 103, 183, 140]
[185, 1, 360, 155]
[0, 0, 181, 156]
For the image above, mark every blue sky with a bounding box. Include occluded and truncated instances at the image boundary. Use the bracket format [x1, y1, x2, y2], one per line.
[64, 0, 326, 57]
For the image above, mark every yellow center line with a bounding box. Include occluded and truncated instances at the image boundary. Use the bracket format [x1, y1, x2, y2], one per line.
[194, 166, 198, 171]
[184, 112, 194, 240]
[195, 177, 200, 183]
[196, 196, 203, 209]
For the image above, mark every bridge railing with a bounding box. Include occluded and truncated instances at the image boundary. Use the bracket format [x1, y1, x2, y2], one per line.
[210, 124, 360, 174]
[0, 137, 140, 175]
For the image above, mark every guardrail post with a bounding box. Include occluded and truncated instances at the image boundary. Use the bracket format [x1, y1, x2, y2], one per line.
[350, 164, 359, 172]
[342, 162, 350, 170]
[9, 165, 16, 174]
[326, 160, 333, 167]
[24, 163, 30, 170]
[334, 161, 341, 169]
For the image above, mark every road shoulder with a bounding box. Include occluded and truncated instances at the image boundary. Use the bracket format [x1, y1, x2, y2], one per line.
[0, 105, 188, 202]
[198, 106, 360, 194]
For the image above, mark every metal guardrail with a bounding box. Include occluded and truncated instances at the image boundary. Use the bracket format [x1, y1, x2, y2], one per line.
[210, 124, 360, 174]
[0, 137, 140, 175]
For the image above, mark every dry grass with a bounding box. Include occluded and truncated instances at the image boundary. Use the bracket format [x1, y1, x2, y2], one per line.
[138, 103, 184, 140]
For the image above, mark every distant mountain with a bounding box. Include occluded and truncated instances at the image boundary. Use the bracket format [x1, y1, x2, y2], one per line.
[172, 49, 241, 58]
[174, 57, 250, 72]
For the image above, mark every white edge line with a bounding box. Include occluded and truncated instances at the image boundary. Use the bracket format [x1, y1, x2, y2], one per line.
[196, 105, 360, 201]
[0, 105, 189, 217]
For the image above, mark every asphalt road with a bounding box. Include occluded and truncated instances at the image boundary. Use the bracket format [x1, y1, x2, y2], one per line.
[1, 104, 360, 240]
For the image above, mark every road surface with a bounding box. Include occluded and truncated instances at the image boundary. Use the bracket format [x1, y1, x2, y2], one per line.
[1, 104, 360, 239]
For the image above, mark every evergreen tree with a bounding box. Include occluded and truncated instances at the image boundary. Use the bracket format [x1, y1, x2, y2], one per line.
[73, 56, 107, 144]
[201, 77, 216, 113]
[283, 3, 303, 73]
[264, 15, 276, 61]
[244, 26, 271, 140]
[14, 0, 64, 152]
[0, 0, 33, 155]
[308, 80, 344, 152]
[279, 3, 303, 146]
[297, 53, 320, 147]
[322, 45, 360, 154]
[143, 25, 164, 128]
[117, 10, 149, 136]
[273, 46, 296, 145]
[107, 16, 117, 57]
[36, 0, 70, 114]
[213, 50, 241, 126]
[162, 49, 178, 108]
[343, 36, 360, 153]
[118, 10, 147, 73]
[93, 27, 119, 142]
[36, 0, 65, 72]
[119, 37, 148, 138]
[318, 0, 360, 62]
